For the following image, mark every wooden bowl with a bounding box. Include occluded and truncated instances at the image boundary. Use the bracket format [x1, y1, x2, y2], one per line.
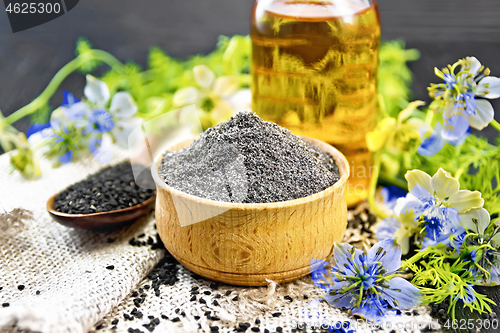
[47, 193, 156, 231]
[152, 136, 349, 286]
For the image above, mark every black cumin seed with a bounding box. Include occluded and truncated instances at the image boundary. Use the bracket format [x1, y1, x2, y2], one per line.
[272, 312, 281, 317]
[255, 319, 260, 324]
[111, 326, 117, 330]
[210, 326, 219, 332]
[213, 300, 219, 306]
[111, 319, 119, 325]
[96, 324, 104, 330]
[276, 327, 283, 332]
[190, 296, 196, 302]
[232, 296, 239, 301]
[194, 316, 200, 320]
[161, 315, 168, 320]
[106, 265, 115, 270]
[225, 290, 232, 296]
[211, 317, 220, 321]
[144, 285, 150, 289]
[205, 311, 211, 316]
[251, 328, 260, 332]
[36, 290, 41, 295]
[175, 308, 180, 313]
[18, 285, 25, 291]
[172, 317, 180, 322]
[180, 312, 185, 317]
[152, 318, 160, 325]
[148, 315, 155, 319]
[199, 298, 206, 304]
[132, 291, 139, 297]
[204, 290, 211, 295]
[214, 294, 221, 299]
[2, 303, 9, 307]
[284, 295, 293, 302]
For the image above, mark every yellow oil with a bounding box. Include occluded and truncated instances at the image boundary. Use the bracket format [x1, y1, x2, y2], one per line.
[250, 0, 381, 206]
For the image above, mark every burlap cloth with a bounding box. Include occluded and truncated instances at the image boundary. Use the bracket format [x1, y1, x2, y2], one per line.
[0, 151, 439, 333]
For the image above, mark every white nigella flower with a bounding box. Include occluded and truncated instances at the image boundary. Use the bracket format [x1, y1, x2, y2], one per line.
[84, 75, 142, 147]
[173, 65, 241, 127]
[377, 168, 484, 254]
[443, 57, 500, 131]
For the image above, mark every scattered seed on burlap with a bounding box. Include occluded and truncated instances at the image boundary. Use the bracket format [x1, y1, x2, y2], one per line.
[54, 161, 154, 214]
[159, 111, 340, 203]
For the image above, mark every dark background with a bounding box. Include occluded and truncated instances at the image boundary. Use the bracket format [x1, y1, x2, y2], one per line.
[1, 0, 500, 140]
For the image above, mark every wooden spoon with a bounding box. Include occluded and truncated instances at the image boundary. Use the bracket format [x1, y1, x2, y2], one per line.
[46, 192, 156, 231]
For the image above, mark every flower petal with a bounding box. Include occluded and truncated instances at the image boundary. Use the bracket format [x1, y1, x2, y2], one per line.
[310, 258, 331, 291]
[448, 190, 484, 213]
[213, 76, 240, 97]
[476, 76, 500, 99]
[173, 87, 200, 106]
[113, 118, 143, 148]
[441, 116, 470, 146]
[333, 243, 365, 276]
[376, 217, 400, 241]
[464, 99, 494, 130]
[382, 277, 421, 310]
[366, 117, 396, 152]
[27, 123, 51, 139]
[431, 168, 460, 203]
[62, 102, 87, 121]
[58, 150, 73, 164]
[88, 135, 113, 164]
[110, 92, 138, 119]
[397, 101, 425, 125]
[62, 91, 81, 107]
[418, 123, 445, 157]
[323, 292, 356, 310]
[459, 207, 490, 234]
[88, 109, 114, 133]
[227, 89, 252, 112]
[84, 75, 110, 106]
[367, 239, 402, 273]
[461, 57, 482, 76]
[405, 169, 433, 195]
[193, 65, 215, 89]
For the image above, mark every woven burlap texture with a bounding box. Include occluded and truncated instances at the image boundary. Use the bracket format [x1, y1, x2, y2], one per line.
[0, 152, 438, 333]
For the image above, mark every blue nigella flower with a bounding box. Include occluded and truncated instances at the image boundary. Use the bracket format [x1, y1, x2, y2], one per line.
[87, 109, 114, 134]
[311, 239, 420, 322]
[443, 73, 457, 90]
[396, 184, 466, 250]
[61, 91, 87, 121]
[88, 137, 113, 165]
[456, 284, 477, 304]
[454, 93, 476, 116]
[441, 116, 470, 146]
[418, 123, 445, 157]
[52, 121, 74, 164]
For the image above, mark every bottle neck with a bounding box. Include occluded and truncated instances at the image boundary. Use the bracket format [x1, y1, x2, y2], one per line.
[255, 0, 375, 20]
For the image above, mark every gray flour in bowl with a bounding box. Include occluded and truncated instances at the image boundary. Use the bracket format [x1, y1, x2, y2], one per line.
[159, 111, 340, 203]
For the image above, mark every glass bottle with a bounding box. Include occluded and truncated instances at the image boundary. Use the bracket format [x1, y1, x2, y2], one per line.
[250, 0, 381, 206]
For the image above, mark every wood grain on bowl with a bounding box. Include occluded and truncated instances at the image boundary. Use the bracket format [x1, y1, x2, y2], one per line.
[152, 137, 349, 286]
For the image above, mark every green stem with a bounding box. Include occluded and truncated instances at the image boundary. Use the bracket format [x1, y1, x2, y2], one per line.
[367, 151, 388, 220]
[490, 119, 500, 132]
[3, 50, 124, 126]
